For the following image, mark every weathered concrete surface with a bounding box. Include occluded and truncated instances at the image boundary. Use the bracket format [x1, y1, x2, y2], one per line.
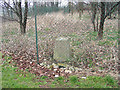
[54, 37, 71, 62]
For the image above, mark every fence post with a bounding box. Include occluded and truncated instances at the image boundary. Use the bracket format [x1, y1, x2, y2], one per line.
[34, 2, 39, 64]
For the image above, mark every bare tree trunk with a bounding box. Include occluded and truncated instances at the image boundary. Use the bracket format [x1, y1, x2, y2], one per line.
[97, 2, 119, 40]
[71, 1, 74, 15]
[98, 2, 105, 40]
[23, 1, 28, 34]
[78, 2, 83, 19]
[4, 0, 28, 34]
[68, 2, 71, 13]
[106, 2, 111, 19]
[6, 0, 10, 17]
[2, 6, 5, 22]
[68, 1, 74, 15]
[71, 3, 73, 15]
[96, 12, 99, 31]
[18, 1, 23, 34]
[91, 2, 97, 32]
[55, 1, 59, 7]
[51, 2, 54, 7]
[79, 11, 81, 18]
[18, 0, 28, 34]
[2, 7, 5, 16]
[78, 2, 81, 18]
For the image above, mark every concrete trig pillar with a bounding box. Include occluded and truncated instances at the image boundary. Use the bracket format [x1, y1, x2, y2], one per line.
[54, 37, 71, 62]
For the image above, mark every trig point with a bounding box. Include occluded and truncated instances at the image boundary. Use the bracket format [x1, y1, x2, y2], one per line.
[54, 37, 71, 62]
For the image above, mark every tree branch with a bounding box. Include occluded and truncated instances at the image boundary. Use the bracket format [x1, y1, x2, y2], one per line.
[2, 16, 19, 23]
[12, 0, 18, 11]
[104, 2, 120, 19]
[23, 0, 28, 30]
[4, 1, 20, 17]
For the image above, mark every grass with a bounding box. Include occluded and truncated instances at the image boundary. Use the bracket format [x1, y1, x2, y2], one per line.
[27, 28, 47, 37]
[45, 28, 50, 31]
[1, 39, 10, 43]
[97, 40, 113, 46]
[87, 31, 98, 41]
[49, 75, 118, 88]
[81, 13, 91, 20]
[2, 54, 48, 88]
[2, 28, 18, 36]
[38, 31, 45, 35]
[1, 53, 118, 88]
[2, 65, 49, 88]
[2, 64, 48, 88]
[69, 28, 118, 48]
[10, 31, 16, 35]
[27, 29, 34, 37]
[96, 30, 117, 47]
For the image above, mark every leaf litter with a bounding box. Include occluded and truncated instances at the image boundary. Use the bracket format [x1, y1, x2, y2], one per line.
[2, 11, 118, 81]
